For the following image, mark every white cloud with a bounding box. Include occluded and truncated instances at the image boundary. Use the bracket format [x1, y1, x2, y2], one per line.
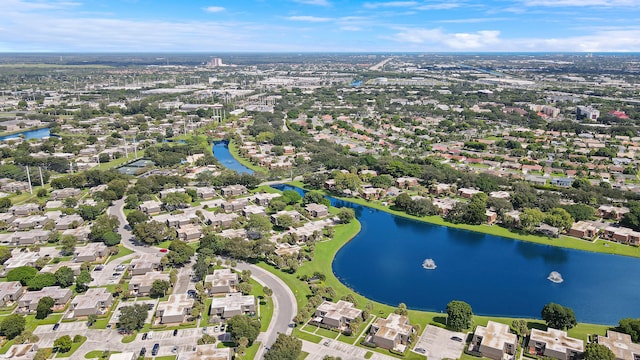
[415, 2, 462, 10]
[391, 27, 502, 49]
[292, 0, 331, 6]
[340, 26, 363, 31]
[438, 17, 508, 23]
[0, 0, 81, 11]
[203, 6, 225, 13]
[364, 1, 418, 9]
[522, 0, 640, 6]
[286, 15, 333, 22]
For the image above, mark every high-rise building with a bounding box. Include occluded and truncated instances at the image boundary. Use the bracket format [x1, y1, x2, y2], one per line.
[576, 106, 600, 121]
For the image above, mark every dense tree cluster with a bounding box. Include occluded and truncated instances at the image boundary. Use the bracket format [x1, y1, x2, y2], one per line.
[541, 302, 577, 330]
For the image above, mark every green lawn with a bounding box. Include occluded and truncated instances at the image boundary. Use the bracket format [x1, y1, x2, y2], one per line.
[236, 341, 260, 360]
[154, 356, 176, 360]
[106, 245, 134, 264]
[55, 336, 87, 358]
[201, 298, 212, 325]
[84, 350, 120, 359]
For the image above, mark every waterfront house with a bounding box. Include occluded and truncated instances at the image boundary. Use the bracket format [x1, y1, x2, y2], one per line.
[469, 321, 517, 360]
[369, 313, 413, 352]
[528, 328, 583, 360]
[313, 300, 362, 330]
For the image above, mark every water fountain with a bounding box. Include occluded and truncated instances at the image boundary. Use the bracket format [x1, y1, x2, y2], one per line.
[422, 258, 437, 270]
[547, 271, 563, 283]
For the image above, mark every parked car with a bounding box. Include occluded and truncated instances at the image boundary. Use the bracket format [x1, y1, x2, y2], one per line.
[52, 323, 59, 331]
[415, 347, 426, 354]
[141, 333, 147, 340]
[451, 336, 463, 342]
[171, 346, 178, 353]
[173, 329, 178, 336]
[139, 348, 146, 357]
[151, 344, 159, 356]
[147, 331, 153, 340]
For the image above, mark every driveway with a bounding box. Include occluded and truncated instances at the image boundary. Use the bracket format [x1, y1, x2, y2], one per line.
[414, 325, 467, 360]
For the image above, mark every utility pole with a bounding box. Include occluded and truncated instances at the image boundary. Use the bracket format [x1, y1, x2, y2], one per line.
[38, 167, 44, 189]
[25, 166, 33, 194]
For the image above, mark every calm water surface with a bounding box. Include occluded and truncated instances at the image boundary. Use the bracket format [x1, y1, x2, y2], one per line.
[0, 128, 51, 141]
[212, 141, 254, 175]
[273, 185, 640, 325]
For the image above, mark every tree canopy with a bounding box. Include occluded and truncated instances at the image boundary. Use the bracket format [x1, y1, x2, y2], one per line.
[264, 334, 302, 360]
[227, 315, 261, 345]
[584, 343, 615, 360]
[541, 302, 577, 330]
[35, 296, 54, 319]
[0, 314, 26, 340]
[118, 304, 149, 332]
[446, 300, 473, 331]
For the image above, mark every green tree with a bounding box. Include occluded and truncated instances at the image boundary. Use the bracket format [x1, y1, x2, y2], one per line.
[0, 197, 11, 212]
[622, 201, 640, 231]
[545, 208, 574, 232]
[89, 214, 120, 242]
[541, 302, 577, 330]
[584, 343, 615, 360]
[87, 314, 98, 327]
[264, 334, 302, 360]
[165, 240, 195, 266]
[275, 214, 295, 229]
[150, 280, 170, 298]
[618, 318, 640, 342]
[7, 266, 38, 285]
[75, 270, 92, 293]
[236, 282, 252, 295]
[520, 208, 545, 232]
[102, 231, 121, 246]
[126, 210, 149, 228]
[36, 296, 55, 319]
[60, 235, 76, 256]
[337, 208, 355, 224]
[227, 315, 261, 345]
[118, 304, 149, 332]
[54, 266, 75, 288]
[27, 273, 57, 291]
[0, 314, 26, 340]
[446, 300, 473, 331]
[511, 319, 530, 337]
[245, 214, 272, 237]
[53, 335, 73, 353]
[302, 191, 329, 206]
[133, 220, 175, 245]
[263, 286, 273, 297]
[0, 247, 11, 265]
[394, 303, 408, 316]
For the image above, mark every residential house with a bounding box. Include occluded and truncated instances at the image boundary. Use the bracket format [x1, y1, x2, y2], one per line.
[221, 198, 249, 213]
[469, 321, 517, 360]
[156, 294, 194, 324]
[489, 191, 510, 200]
[601, 226, 640, 246]
[50, 188, 81, 200]
[11, 230, 50, 245]
[3, 250, 40, 272]
[369, 313, 413, 352]
[62, 226, 91, 242]
[0, 282, 24, 307]
[18, 286, 72, 312]
[54, 214, 84, 230]
[205, 269, 238, 295]
[176, 345, 231, 360]
[395, 177, 419, 189]
[242, 205, 266, 218]
[250, 192, 281, 206]
[12, 215, 50, 230]
[361, 187, 383, 200]
[9, 203, 39, 216]
[177, 225, 202, 241]
[129, 254, 163, 275]
[569, 221, 599, 239]
[271, 210, 301, 226]
[139, 200, 163, 215]
[70, 287, 113, 318]
[209, 293, 255, 318]
[196, 187, 217, 200]
[128, 272, 170, 296]
[598, 205, 630, 220]
[220, 185, 248, 197]
[458, 188, 481, 199]
[313, 300, 362, 330]
[486, 210, 498, 225]
[528, 328, 583, 360]
[305, 203, 329, 218]
[594, 330, 640, 360]
[74, 242, 109, 262]
[551, 178, 574, 187]
[207, 213, 238, 229]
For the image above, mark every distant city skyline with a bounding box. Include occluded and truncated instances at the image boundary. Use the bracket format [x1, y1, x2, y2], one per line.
[2, 0, 640, 52]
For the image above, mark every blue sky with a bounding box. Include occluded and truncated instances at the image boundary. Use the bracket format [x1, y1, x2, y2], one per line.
[1, 0, 640, 52]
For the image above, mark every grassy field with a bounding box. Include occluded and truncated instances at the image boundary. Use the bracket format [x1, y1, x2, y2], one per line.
[106, 245, 134, 263]
[287, 181, 640, 259]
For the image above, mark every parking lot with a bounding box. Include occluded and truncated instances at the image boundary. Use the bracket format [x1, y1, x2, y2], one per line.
[413, 325, 467, 360]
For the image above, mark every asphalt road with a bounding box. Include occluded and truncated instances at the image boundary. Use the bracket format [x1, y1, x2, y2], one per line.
[235, 261, 297, 359]
[108, 198, 156, 254]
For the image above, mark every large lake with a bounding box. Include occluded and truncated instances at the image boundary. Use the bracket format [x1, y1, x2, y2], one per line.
[276, 185, 640, 325]
[0, 127, 51, 141]
[211, 147, 640, 325]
